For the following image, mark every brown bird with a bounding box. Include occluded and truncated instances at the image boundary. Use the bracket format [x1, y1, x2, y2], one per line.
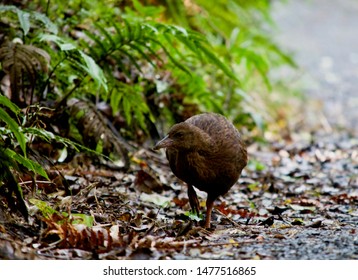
[153, 112, 247, 228]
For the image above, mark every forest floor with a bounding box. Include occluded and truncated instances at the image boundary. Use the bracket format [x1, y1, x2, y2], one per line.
[0, 0, 357, 260]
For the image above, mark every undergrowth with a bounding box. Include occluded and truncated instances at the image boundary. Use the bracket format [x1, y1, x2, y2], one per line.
[0, 0, 297, 220]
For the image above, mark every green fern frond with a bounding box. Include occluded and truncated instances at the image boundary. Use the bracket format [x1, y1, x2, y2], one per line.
[82, 29, 109, 58]
[109, 81, 154, 131]
[0, 5, 58, 35]
[0, 107, 27, 156]
[0, 95, 20, 114]
[80, 20, 236, 80]
[0, 146, 29, 221]
[39, 34, 107, 91]
[4, 147, 48, 179]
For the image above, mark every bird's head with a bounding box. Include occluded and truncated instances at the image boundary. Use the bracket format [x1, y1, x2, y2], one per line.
[153, 122, 210, 151]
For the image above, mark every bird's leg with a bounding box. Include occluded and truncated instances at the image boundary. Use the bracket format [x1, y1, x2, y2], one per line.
[187, 184, 200, 216]
[204, 197, 215, 228]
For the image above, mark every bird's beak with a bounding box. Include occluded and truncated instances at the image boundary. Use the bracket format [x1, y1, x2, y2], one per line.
[153, 135, 173, 150]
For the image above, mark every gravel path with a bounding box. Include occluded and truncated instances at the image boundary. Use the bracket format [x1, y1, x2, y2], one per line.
[265, 0, 358, 259]
[272, 0, 358, 135]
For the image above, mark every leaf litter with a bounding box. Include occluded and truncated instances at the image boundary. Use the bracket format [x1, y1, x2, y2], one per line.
[0, 132, 357, 260]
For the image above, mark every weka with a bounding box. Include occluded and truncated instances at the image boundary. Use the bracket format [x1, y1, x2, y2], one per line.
[154, 112, 247, 228]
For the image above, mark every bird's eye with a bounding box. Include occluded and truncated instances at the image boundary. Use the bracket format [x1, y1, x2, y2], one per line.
[173, 131, 184, 138]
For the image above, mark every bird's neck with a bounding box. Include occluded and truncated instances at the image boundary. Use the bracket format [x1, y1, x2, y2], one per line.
[190, 127, 215, 153]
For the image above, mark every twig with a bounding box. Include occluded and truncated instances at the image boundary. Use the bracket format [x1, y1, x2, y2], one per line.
[213, 208, 242, 227]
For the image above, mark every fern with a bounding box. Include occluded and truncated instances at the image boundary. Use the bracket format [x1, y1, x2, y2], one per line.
[39, 34, 108, 92]
[0, 5, 58, 35]
[0, 95, 26, 155]
[74, 18, 240, 131]
[2, 147, 48, 179]
[0, 38, 50, 105]
[109, 81, 154, 132]
[0, 147, 29, 221]
[66, 99, 130, 169]
[2, 0, 297, 143]
[80, 20, 237, 81]
[0, 99, 49, 178]
[160, 0, 296, 91]
[0, 108, 26, 156]
[0, 94, 21, 114]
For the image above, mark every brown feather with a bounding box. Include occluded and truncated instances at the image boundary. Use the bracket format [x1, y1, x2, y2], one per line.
[154, 113, 247, 228]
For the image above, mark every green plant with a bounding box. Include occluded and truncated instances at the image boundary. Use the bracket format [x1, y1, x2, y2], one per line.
[2, 1, 296, 136]
[0, 0, 297, 223]
[0, 96, 48, 221]
[154, 0, 297, 132]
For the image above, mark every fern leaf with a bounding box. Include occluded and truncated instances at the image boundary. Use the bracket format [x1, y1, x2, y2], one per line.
[94, 22, 116, 47]
[147, 37, 191, 75]
[78, 50, 108, 92]
[0, 39, 50, 104]
[39, 34, 74, 51]
[3, 147, 48, 179]
[16, 9, 31, 36]
[112, 21, 124, 44]
[83, 29, 109, 56]
[31, 11, 58, 34]
[238, 47, 270, 88]
[138, 41, 164, 64]
[0, 5, 16, 12]
[23, 127, 80, 153]
[199, 44, 240, 83]
[122, 96, 132, 125]
[117, 48, 143, 72]
[122, 18, 133, 41]
[128, 42, 157, 67]
[0, 148, 29, 221]
[0, 107, 26, 156]
[162, 32, 188, 61]
[109, 87, 123, 114]
[0, 95, 20, 114]
[40, 34, 107, 91]
[0, 5, 58, 34]
[29, 199, 57, 218]
[174, 32, 199, 55]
